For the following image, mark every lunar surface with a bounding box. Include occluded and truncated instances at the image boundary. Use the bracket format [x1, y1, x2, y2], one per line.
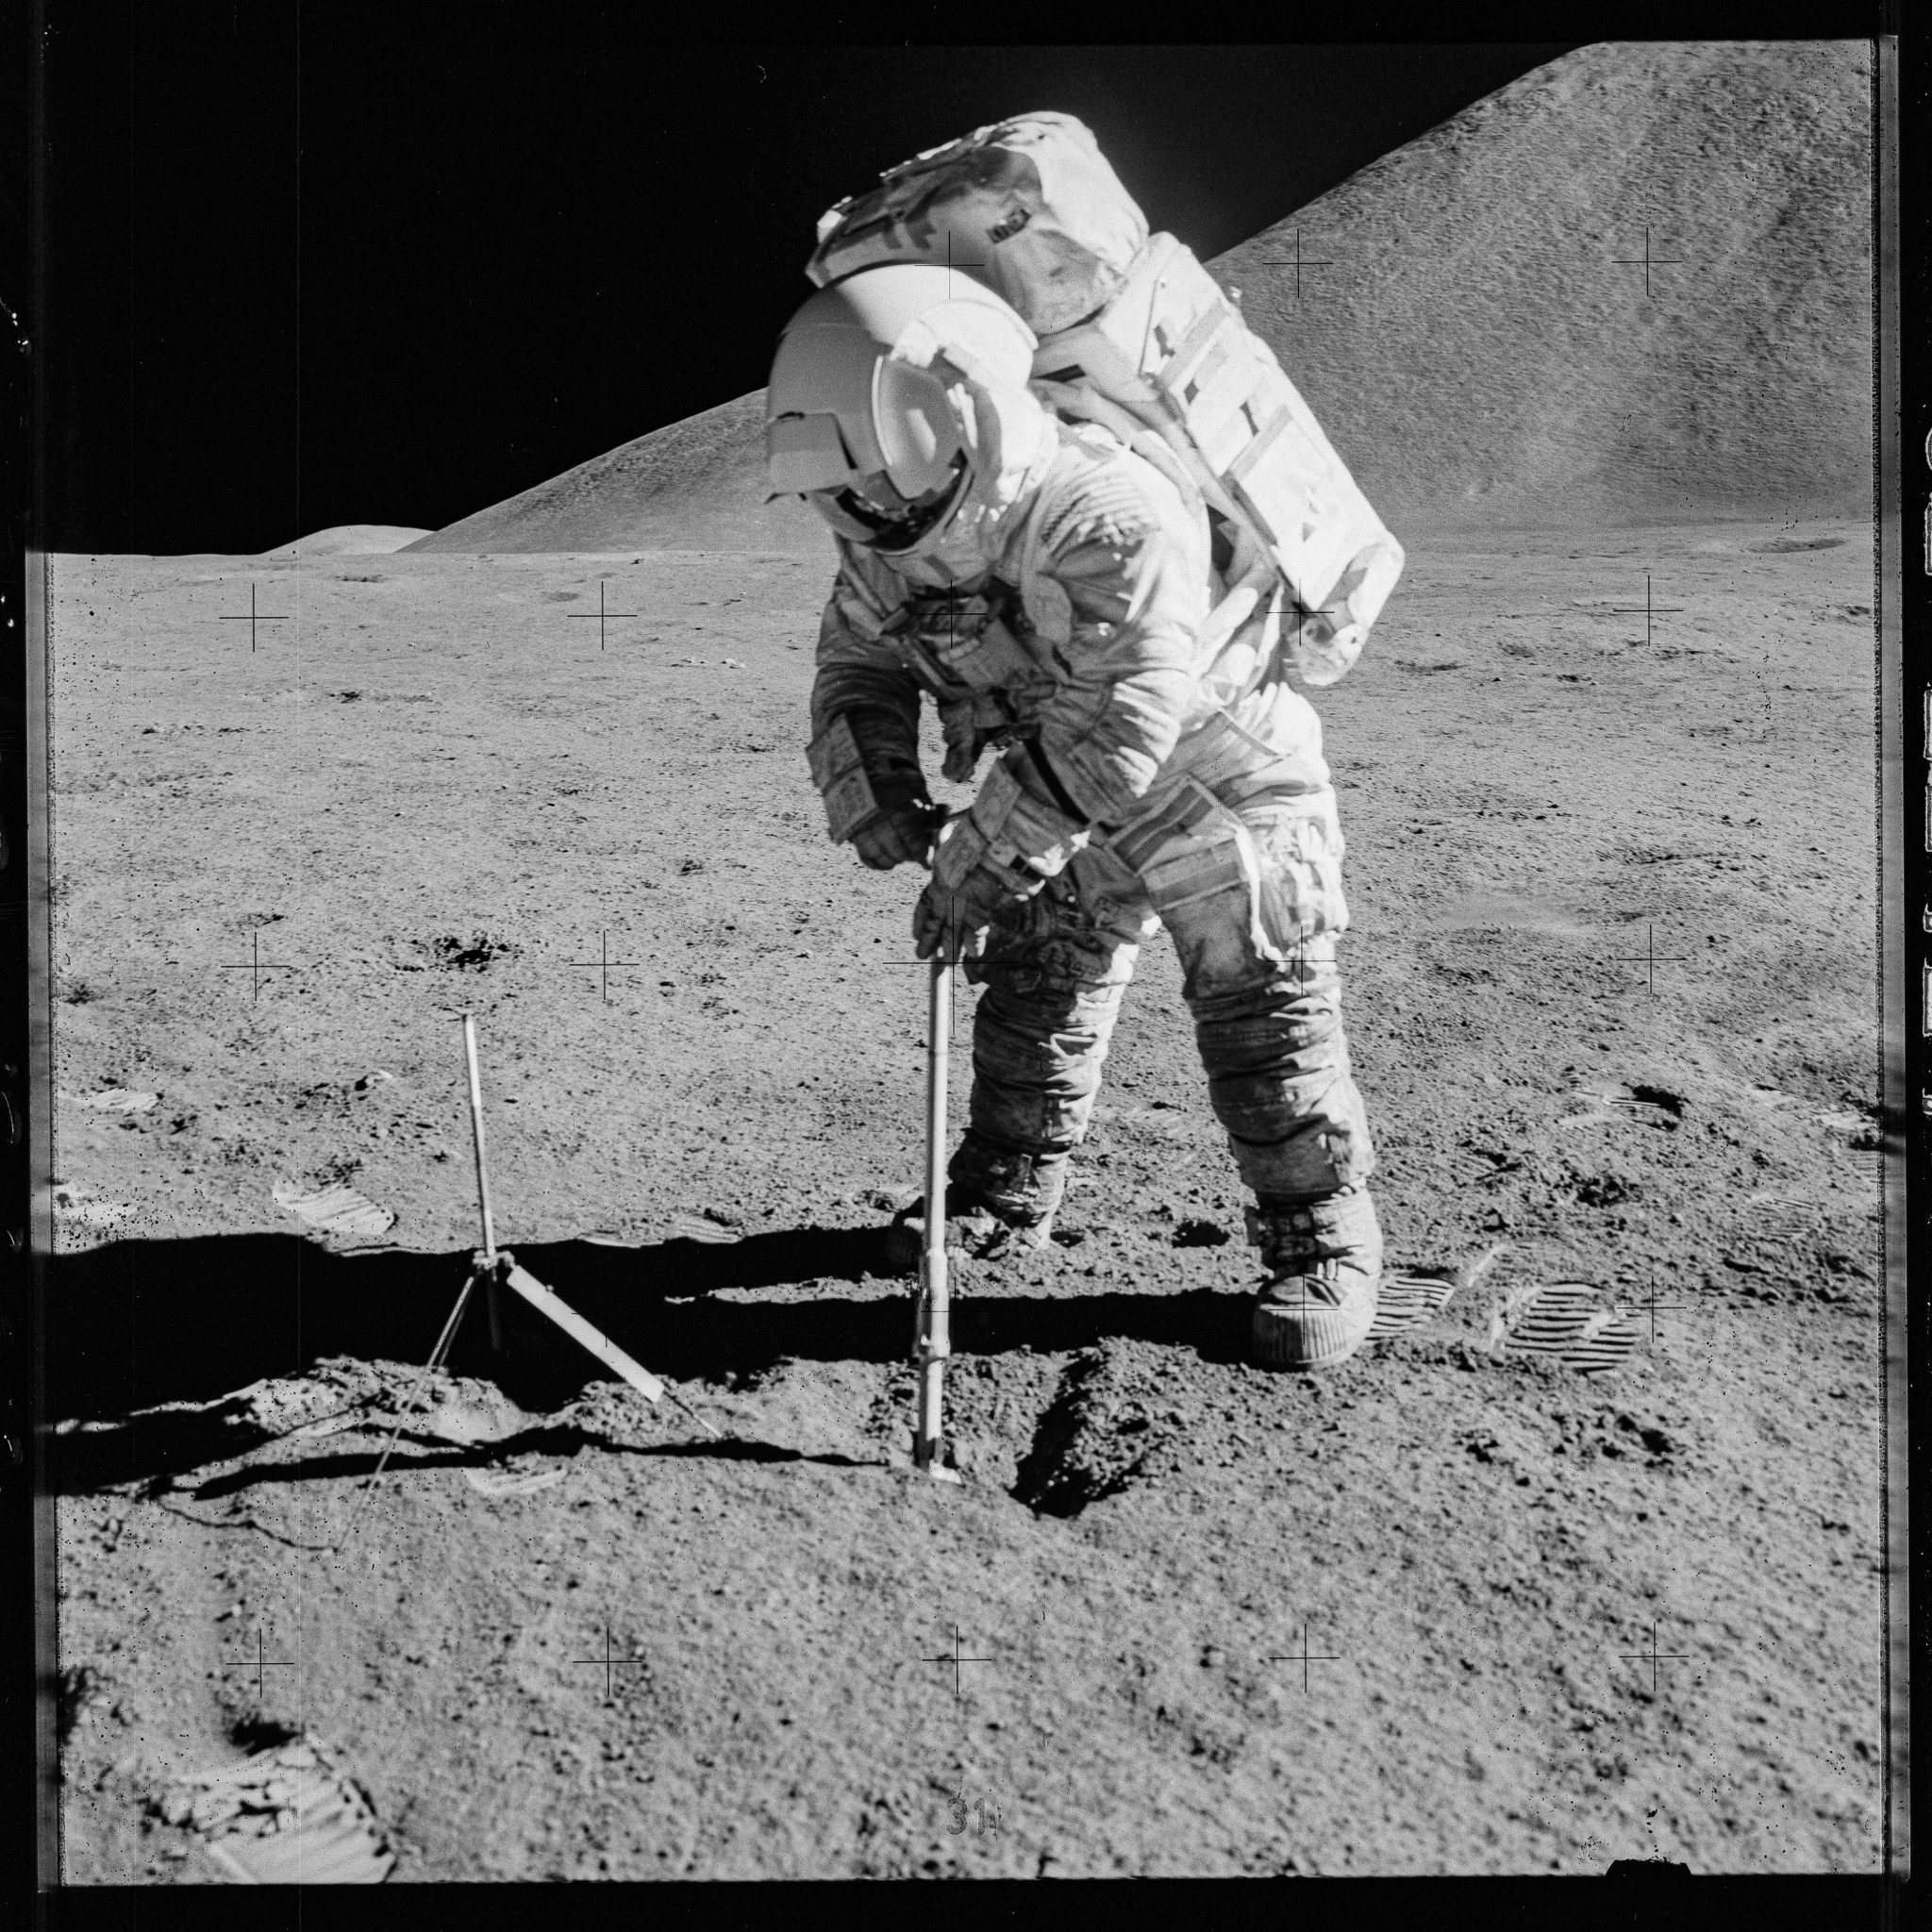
[48, 517, 1883, 1878]
[45, 38, 1885, 1883]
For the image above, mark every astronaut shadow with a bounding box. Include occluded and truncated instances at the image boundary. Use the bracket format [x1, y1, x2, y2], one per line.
[441, 1233, 1255, 1379]
[512, 1223, 890, 1299]
[942, 1284, 1254, 1365]
[49, 1229, 1247, 1493]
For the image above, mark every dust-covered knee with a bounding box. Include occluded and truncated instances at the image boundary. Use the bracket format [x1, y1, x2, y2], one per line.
[1194, 1003, 1346, 1079]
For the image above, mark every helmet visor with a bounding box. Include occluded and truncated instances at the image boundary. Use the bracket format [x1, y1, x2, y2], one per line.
[808, 454, 967, 552]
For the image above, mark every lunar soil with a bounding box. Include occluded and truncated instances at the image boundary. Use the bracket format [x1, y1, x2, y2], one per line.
[47, 520, 1884, 1877]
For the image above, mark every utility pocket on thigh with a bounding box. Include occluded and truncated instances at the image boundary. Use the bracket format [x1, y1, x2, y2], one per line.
[1245, 793, 1349, 946]
[1133, 784, 1287, 976]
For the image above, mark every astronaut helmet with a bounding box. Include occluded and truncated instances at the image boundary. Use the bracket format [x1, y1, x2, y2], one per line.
[764, 263, 1047, 556]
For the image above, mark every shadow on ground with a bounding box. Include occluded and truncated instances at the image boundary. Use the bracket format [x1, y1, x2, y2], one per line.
[51, 1230, 1253, 1491]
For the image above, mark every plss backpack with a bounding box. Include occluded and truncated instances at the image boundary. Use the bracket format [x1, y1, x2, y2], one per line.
[807, 110, 1404, 695]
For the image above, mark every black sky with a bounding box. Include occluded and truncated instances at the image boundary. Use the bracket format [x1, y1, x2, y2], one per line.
[30, 9, 1874, 554]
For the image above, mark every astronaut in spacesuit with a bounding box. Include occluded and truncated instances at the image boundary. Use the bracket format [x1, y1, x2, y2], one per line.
[767, 261, 1381, 1372]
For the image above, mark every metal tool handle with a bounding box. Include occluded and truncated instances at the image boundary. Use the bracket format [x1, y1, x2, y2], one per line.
[461, 1012, 505, 1352]
[914, 958, 953, 1475]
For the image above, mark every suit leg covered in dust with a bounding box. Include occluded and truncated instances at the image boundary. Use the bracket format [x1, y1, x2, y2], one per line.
[769, 255, 1388, 1370]
[958, 687, 1382, 1374]
[960, 691, 1373, 1207]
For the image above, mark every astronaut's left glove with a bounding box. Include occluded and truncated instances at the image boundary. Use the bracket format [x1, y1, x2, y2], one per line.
[850, 785, 944, 872]
[808, 708, 941, 871]
[913, 816, 1044, 964]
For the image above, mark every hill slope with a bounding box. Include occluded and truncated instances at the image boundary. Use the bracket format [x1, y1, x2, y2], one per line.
[1219, 39, 1872, 528]
[260, 525, 432, 558]
[405, 393, 824, 556]
[408, 41, 1872, 554]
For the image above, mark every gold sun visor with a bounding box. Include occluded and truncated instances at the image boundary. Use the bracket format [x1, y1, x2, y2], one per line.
[765, 413, 857, 499]
[872, 358, 963, 500]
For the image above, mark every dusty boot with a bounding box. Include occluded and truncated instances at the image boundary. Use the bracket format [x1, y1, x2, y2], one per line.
[1246, 1185, 1383, 1371]
[883, 1188, 1056, 1272]
[883, 1140, 1067, 1273]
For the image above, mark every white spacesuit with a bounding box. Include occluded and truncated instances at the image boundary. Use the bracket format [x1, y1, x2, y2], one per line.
[768, 263, 1381, 1371]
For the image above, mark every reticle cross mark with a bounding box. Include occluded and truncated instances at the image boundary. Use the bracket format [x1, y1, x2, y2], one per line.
[1258, 228, 1337, 299]
[1265, 1621, 1341, 1693]
[1617, 1620, 1690, 1695]
[1287, 596, 1348, 648]
[1611, 226, 1685, 298]
[1627, 1274, 1689, 1344]
[565, 583, 640, 652]
[1608, 575, 1686, 648]
[219, 928, 307, 1001]
[1603, 924, 1690, 994]
[919, 1623, 995, 1698]
[573, 1624, 648, 1702]
[939, 230, 989, 297]
[880, 889, 974, 1044]
[566, 931, 641, 1006]
[218, 583, 291, 653]
[229, 1628, 298, 1699]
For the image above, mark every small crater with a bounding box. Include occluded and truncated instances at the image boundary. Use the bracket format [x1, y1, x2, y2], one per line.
[1619, 1413, 1676, 1458]
[1012, 1344, 1173, 1518]
[1172, 1219, 1229, 1248]
[1564, 1080, 1682, 1129]
[427, 932, 519, 972]
[1570, 1171, 1641, 1208]
[1746, 536, 1845, 554]
[227, 1714, 306, 1753]
[1629, 1084, 1685, 1118]
[1558, 1405, 1688, 1467]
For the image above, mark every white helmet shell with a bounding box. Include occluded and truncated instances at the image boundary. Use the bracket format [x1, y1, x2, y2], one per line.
[765, 264, 1045, 551]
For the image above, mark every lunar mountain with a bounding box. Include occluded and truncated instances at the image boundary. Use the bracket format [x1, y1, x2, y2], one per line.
[404, 39, 1871, 555]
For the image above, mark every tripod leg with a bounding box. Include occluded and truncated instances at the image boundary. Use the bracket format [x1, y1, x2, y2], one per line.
[333, 1267, 484, 1553]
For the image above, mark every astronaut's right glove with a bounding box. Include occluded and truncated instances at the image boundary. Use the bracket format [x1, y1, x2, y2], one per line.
[912, 808, 1045, 963]
[807, 708, 941, 872]
[912, 852, 1042, 964]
